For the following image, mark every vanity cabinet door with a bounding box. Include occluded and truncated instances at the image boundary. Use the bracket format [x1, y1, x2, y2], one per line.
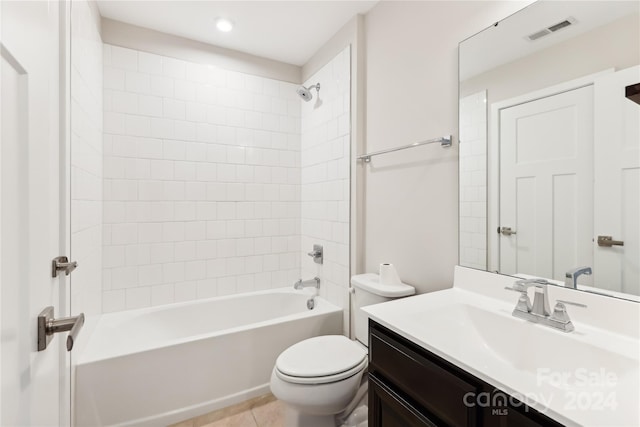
[482, 392, 564, 427]
[369, 321, 565, 427]
[369, 324, 480, 426]
[369, 375, 438, 427]
[483, 409, 560, 427]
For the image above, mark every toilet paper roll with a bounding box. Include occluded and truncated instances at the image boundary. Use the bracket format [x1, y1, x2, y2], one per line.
[379, 263, 402, 286]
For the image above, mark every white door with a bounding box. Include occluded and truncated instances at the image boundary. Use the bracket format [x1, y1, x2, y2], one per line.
[1, 1, 70, 426]
[499, 85, 594, 283]
[594, 66, 640, 296]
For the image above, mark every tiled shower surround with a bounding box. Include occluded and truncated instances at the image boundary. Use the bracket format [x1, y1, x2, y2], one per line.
[459, 91, 487, 270]
[100, 44, 350, 313]
[71, 0, 103, 316]
[300, 47, 351, 332]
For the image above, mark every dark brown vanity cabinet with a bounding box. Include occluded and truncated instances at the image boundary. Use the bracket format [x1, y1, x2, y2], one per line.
[368, 321, 564, 427]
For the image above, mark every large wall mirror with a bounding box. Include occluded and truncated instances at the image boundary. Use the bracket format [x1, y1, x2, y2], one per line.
[459, 0, 639, 301]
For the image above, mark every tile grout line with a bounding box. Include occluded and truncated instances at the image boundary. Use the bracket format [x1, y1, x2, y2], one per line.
[248, 406, 260, 427]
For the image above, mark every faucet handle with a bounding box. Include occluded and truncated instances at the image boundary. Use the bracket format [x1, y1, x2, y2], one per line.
[512, 278, 551, 291]
[556, 300, 587, 308]
[509, 279, 552, 316]
[551, 300, 586, 324]
[504, 286, 529, 294]
[504, 287, 532, 312]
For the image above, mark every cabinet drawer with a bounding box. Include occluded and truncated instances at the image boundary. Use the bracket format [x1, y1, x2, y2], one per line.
[369, 327, 480, 426]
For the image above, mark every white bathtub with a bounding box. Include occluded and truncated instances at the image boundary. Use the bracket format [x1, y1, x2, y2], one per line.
[74, 288, 342, 427]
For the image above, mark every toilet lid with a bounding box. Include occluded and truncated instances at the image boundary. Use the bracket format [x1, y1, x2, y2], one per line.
[276, 335, 367, 379]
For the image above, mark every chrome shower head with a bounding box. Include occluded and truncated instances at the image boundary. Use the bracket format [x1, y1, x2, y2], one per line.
[297, 86, 312, 102]
[297, 83, 320, 102]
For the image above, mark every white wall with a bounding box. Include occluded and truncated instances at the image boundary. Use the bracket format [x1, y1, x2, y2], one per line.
[300, 47, 351, 334]
[362, 1, 531, 293]
[101, 44, 301, 312]
[460, 13, 640, 102]
[70, 0, 103, 316]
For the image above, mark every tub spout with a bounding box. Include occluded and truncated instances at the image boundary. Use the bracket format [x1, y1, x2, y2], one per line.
[294, 277, 320, 290]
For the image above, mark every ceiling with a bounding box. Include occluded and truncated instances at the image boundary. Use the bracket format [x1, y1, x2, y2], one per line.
[97, 1, 378, 66]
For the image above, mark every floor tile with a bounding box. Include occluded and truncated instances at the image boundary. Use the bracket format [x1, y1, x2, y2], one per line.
[201, 410, 258, 427]
[251, 400, 286, 427]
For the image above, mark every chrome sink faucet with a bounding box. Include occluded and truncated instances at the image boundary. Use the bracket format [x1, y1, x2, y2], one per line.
[512, 278, 551, 316]
[505, 278, 586, 333]
[564, 266, 592, 289]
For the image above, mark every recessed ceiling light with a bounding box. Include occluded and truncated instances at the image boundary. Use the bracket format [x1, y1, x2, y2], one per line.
[215, 18, 234, 33]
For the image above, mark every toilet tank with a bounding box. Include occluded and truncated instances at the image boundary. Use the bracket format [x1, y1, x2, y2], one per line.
[351, 274, 415, 345]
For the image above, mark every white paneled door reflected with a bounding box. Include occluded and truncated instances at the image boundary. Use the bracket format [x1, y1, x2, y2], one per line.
[594, 66, 640, 296]
[1, 1, 69, 426]
[499, 86, 594, 284]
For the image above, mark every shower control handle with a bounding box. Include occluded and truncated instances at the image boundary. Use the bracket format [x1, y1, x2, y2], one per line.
[307, 244, 323, 264]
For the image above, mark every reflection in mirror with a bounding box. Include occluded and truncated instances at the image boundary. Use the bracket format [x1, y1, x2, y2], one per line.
[458, 1, 640, 300]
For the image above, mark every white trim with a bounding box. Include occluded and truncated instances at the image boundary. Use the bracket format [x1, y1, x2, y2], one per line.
[60, 1, 72, 426]
[487, 69, 614, 272]
[0, 5, 4, 425]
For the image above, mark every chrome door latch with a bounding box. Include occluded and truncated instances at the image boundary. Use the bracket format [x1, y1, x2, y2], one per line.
[52, 256, 78, 277]
[37, 306, 85, 351]
[499, 226, 517, 236]
[597, 235, 624, 247]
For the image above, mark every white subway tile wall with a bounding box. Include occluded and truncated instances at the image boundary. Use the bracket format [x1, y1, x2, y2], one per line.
[300, 47, 351, 333]
[71, 0, 103, 316]
[102, 44, 303, 312]
[459, 91, 487, 270]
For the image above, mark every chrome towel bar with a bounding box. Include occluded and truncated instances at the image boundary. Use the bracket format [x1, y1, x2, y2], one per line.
[357, 135, 452, 163]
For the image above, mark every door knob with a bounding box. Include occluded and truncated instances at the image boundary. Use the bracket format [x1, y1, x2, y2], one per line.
[499, 227, 517, 236]
[597, 235, 624, 247]
[37, 306, 85, 351]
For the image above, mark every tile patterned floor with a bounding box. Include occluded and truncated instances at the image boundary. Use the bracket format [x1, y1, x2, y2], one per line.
[170, 395, 286, 427]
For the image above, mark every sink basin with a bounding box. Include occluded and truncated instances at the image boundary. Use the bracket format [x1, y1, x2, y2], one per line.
[408, 304, 639, 391]
[363, 286, 640, 427]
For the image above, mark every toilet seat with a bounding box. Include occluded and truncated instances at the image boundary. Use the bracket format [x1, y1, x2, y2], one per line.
[275, 335, 367, 385]
[275, 357, 367, 385]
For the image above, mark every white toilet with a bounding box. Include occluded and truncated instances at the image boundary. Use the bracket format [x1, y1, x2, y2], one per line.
[270, 274, 415, 427]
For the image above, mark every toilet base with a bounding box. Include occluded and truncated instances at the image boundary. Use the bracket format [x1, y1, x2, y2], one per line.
[282, 391, 368, 427]
[338, 401, 368, 426]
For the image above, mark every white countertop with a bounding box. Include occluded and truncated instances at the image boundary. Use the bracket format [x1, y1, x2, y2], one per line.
[362, 266, 640, 427]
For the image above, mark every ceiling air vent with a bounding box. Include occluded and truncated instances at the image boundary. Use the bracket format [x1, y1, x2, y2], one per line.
[526, 17, 576, 41]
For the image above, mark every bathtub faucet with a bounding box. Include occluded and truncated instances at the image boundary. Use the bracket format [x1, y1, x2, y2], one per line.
[294, 277, 320, 290]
